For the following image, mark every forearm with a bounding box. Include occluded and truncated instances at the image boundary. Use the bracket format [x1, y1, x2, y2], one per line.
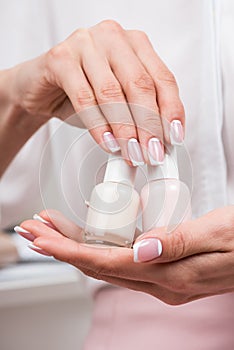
[0, 68, 45, 177]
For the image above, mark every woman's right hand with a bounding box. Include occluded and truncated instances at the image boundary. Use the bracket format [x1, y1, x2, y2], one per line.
[8, 20, 185, 165]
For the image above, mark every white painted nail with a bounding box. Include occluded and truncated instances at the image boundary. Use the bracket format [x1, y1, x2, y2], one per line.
[148, 138, 164, 165]
[170, 120, 184, 145]
[28, 243, 43, 251]
[127, 138, 144, 166]
[103, 132, 121, 152]
[133, 238, 162, 263]
[33, 214, 50, 224]
[14, 226, 30, 234]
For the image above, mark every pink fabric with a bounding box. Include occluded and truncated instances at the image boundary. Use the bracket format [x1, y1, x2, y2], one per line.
[83, 287, 234, 350]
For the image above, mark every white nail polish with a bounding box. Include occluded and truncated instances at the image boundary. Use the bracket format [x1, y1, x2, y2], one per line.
[148, 138, 164, 166]
[14, 226, 30, 234]
[103, 131, 121, 153]
[127, 138, 144, 167]
[133, 240, 142, 262]
[170, 120, 184, 145]
[33, 214, 50, 224]
[28, 243, 43, 251]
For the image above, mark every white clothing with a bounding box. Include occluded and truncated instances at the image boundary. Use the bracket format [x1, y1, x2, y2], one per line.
[0, 0, 233, 229]
[0, 2, 233, 349]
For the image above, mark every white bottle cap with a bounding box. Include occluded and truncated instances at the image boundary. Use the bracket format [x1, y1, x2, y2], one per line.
[103, 153, 137, 186]
[147, 146, 179, 182]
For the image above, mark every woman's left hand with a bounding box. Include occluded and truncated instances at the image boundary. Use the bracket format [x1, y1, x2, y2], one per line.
[17, 206, 234, 305]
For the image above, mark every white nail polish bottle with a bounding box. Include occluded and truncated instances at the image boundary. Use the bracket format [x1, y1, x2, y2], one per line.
[84, 153, 140, 247]
[141, 147, 191, 232]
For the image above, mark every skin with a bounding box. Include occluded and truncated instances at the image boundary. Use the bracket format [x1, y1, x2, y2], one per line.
[19, 206, 234, 306]
[0, 20, 184, 177]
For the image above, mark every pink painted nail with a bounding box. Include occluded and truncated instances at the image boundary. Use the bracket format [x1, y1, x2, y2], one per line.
[103, 132, 121, 152]
[14, 226, 35, 242]
[33, 213, 55, 229]
[28, 243, 52, 256]
[148, 138, 164, 165]
[170, 120, 184, 145]
[133, 238, 162, 262]
[127, 138, 144, 166]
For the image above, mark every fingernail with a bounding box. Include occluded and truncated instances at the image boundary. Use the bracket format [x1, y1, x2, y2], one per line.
[133, 238, 162, 262]
[170, 120, 184, 145]
[14, 226, 35, 242]
[148, 138, 164, 165]
[28, 243, 52, 256]
[128, 138, 144, 166]
[33, 214, 50, 224]
[103, 132, 121, 152]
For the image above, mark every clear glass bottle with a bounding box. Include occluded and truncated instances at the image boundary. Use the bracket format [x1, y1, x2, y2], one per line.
[84, 153, 140, 247]
[141, 148, 191, 232]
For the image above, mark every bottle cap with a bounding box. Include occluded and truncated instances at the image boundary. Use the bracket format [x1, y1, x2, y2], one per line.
[147, 146, 179, 182]
[103, 153, 137, 186]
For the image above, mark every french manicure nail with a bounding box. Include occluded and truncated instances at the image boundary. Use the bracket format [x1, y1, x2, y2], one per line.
[103, 132, 121, 153]
[133, 238, 162, 262]
[148, 138, 164, 165]
[14, 226, 35, 241]
[128, 138, 144, 166]
[170, 120, 184, 145]
[33, 214, 50, 224]
[28, 243, 52, 256]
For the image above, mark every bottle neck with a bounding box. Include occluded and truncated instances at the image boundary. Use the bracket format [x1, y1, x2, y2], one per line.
[147, 147, 179, 182]
[103, 153, 136, 186]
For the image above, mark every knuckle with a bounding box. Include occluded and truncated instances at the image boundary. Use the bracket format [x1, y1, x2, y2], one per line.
[98, 82, 123, 101]
[76, 88, 96, 107]
[156, 69, 177, 87]
[129, 29, 149, 41]
[113, 123, 135, 138]
[138, 114, 162, 133]
[72, 28, 91, 44]
[99, 19, 123, 33]
[46, 44, 68, 65]
[129, 73, 155, 94]
[170, 229, 187, 260]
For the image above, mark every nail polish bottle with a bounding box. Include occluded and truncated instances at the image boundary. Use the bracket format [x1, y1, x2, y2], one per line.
[84, 153, 140, 247]
[141, 147, 191, 232]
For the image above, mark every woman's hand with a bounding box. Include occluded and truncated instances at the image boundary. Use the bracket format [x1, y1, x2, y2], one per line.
[16, 206, 234, 305]
[7, 20, 184, 165]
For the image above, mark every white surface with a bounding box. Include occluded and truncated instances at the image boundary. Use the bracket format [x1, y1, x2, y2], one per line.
[0, 262, 92, 350]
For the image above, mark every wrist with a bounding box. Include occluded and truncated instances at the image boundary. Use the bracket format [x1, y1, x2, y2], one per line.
[0, 67, 46, 176]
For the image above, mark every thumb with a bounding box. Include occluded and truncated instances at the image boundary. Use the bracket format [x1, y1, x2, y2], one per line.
[133, 208, 227, 263]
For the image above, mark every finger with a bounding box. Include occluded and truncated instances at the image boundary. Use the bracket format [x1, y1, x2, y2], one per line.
[80, 37, 137, 163]
[31, 235, 171, 285]
[111, 52, 163, 165]
[31, 235, 195, 305]
[133, 208, 234, 264]
[17, 220, 63, 242]
[91, 21, 163, 164]
[46, 41, 113, 154]
[127, 30, 185, 145]
[38, 209, 84, 242]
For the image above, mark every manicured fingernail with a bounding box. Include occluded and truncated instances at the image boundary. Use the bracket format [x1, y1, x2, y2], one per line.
[170, 120, 184, 145]
[33, 214, 50, 224]
[148, 138, 164, 165]
[133, 238, 162, 262]
[28, 243, 52, 256]
[14, 226, 35, 242]
[128, 138, 144, 166]
[103, 132, 121, 152]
